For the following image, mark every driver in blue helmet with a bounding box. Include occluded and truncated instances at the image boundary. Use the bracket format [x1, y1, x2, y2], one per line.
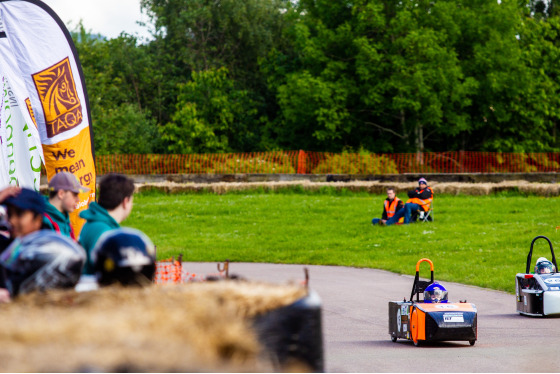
[424, 282, 448, 303]
[535, 257, 556, 274]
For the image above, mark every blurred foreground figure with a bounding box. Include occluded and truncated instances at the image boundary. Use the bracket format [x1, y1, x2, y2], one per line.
[79, 174, 135, 274]
[92, 227, 156, 286]
[0, 188, 85, 301]
[43, 171, 89, 239]
[0, 230, 85, 297]
[2, 187, 45, 240]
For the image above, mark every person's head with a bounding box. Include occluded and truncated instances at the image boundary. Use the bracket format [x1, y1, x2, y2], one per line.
[4, 188, 45, 238]
[424, 282, 448, 303]
[98, 174, 135, 219]
[386, 188, 396, 200]
[418, 178, 428, 190]
[48, 172, 89, 213]
[535, 257, 556, 274]
[92, 227, 156, 286]
[0, 230, 85, 296]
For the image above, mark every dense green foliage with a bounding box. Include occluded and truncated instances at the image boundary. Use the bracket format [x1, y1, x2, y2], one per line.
[124, 190, 560, 293]
[72, 0, 560, 154]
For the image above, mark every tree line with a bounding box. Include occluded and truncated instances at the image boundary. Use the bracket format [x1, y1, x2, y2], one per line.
[72, 0, 560, 155]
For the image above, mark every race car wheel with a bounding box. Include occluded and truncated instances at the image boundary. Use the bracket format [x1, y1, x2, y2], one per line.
[469, 340, 476, 346]
[391, 335, 397, 343]
[411, 307, 419, 346]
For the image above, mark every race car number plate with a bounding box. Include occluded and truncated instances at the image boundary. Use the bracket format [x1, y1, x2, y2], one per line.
[443, 313, 464, 323]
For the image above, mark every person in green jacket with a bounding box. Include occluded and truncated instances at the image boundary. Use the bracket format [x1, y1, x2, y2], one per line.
[79, 174, 135, 275]
[43, 172, 89, 240]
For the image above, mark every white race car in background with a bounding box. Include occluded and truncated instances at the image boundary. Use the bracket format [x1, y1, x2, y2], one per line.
[516, 236, 560, 317]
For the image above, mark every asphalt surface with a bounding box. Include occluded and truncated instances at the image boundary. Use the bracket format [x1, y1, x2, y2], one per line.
[182, 262, 560, 373]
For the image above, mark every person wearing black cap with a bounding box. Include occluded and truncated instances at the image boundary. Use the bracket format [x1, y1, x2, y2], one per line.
[383, 178, 433, 226]
[0, 187, 46, 302]
[0, 187, 86, 302]
[43, 172, 89, 240]
[1, 187, 47, 239]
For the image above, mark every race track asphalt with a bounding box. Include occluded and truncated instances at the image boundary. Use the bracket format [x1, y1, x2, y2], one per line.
[182, 262, 560, 373]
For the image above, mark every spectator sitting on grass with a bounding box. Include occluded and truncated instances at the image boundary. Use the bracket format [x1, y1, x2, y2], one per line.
[43, 172, 89, 240]
[372, 188, 403, 226]
[383, 178, 433, 226]
[79, 174, 135, 275]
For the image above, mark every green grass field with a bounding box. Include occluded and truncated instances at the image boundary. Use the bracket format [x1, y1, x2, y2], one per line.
[124, 188, 560, 293]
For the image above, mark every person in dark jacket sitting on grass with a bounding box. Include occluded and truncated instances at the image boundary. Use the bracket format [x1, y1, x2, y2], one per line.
[372, 188, 403, 226]
[79, 174, 135, 275]
[383, 178, 433, 226]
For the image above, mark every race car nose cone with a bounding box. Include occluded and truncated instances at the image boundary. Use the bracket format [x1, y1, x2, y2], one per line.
[543, 291, 560, 316]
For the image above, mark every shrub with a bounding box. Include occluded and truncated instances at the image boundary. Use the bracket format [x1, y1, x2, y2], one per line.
[210, 156, 296, 174]
[311, 153, 398, 174]
[487, 153, 560, 173]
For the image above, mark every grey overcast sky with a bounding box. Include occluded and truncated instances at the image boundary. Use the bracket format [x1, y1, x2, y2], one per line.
[42, 0, 153, 41]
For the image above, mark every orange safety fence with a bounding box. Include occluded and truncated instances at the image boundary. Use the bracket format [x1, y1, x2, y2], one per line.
[95, 151, 560, 175]
[154, 258, 184, 284]
[153, 258, 226, 284]
[95, 151, 300, 175]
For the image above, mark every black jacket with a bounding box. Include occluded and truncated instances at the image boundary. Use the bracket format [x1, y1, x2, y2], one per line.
[407, 187, 433, 200]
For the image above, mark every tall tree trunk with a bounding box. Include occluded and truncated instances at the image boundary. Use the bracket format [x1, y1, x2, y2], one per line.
[400, 109, 408, 147]
[415, 123, 424, 165]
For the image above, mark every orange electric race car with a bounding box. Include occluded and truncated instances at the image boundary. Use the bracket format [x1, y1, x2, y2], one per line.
[516, 235, 560, 317]
[388, 258, 477, 346]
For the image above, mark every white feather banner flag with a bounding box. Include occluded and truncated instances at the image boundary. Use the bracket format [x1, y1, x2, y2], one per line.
[0, 0, 96, 234]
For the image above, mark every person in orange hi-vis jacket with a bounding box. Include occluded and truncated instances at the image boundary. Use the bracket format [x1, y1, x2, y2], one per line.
[372, 188, 404, 226]
[383, 178, 433, 226]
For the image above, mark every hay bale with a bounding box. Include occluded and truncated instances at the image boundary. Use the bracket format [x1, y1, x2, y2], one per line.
[58, 179, 560, 197]
[0, 281, 309, 372]
[518, 182, 560, 196]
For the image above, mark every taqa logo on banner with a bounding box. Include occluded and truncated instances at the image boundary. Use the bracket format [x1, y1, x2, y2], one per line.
[32, 57, 83, 138]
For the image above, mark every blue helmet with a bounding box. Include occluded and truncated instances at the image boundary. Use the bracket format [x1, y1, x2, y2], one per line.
[424, 282, 448, 303]
[92, 228, 156, 286]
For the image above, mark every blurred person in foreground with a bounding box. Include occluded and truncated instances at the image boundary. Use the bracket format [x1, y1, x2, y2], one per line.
[79, 174, 135, 275]
[93, 227, 156, 287]
[43, 172, 89, 239]
[0, 187, 85, 302]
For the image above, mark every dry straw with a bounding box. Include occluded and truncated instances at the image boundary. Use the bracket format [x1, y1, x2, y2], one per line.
[0, 281, 307, 372]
